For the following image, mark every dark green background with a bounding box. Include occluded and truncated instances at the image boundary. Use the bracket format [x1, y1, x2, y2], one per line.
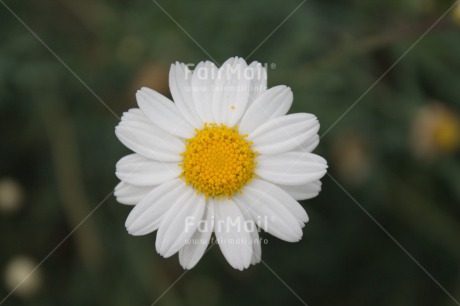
[1, 0, 460, 305]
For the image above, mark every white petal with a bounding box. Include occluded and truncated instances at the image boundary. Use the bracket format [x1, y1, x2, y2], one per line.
[125, 179, 185, 236]
[247, 61, 267, 107]
[214, 198, 252, 271]
[191, 61, 218, 123]
[115, 153, 182, 186]
[179, 199, 215, 269]
[169, 62, 202, 128]
[278, 180, 322, 201]
[118, 108, 159, 133]
[120, 108, 145, 122]
[249, 113, 319, 155]
[237, 178, 308, 227]
[136, 87, 194, 138]
[239, 85, 292, 135]
[212, 57, 250, 126]
[114, 182, 156, 205]
[234, 179, 305, 242]
[156, 188, 206, 258]
[116, 154, 181, 186]
[256, 151, 328, 185]
[115, 113, 185, 162]
[234, 202, 261, 265]
[299, 134, 320, 152]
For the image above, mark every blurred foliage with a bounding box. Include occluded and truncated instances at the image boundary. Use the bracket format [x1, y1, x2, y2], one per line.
[1, 0, 460, 305]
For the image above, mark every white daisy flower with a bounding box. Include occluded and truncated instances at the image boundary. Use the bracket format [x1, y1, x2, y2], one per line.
[115, 57, 328, 270]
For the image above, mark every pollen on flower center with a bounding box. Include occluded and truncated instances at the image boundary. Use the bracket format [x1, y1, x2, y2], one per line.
[179, 123, 258, 199]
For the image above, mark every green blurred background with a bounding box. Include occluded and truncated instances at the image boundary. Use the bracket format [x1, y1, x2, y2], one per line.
[1, 0, 460, 305]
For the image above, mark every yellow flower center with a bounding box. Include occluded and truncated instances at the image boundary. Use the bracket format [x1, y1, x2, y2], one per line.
[180, 123, 257, 199]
